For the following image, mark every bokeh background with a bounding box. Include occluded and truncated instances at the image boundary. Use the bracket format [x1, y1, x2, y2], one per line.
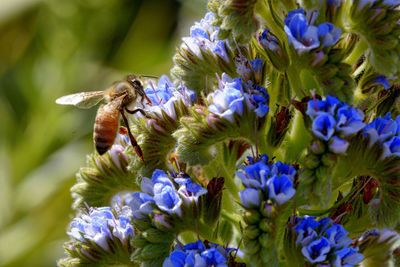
[0, 0, 206, 266]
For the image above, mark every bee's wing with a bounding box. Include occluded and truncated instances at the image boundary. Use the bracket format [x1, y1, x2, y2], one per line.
[55, 91, 105, 109]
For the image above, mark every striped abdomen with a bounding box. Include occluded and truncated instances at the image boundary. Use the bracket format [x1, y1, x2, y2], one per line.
[93, 102, 120, 155]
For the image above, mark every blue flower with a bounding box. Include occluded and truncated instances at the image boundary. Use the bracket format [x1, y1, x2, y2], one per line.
[306, 95, 342, 119]
[383, 136, 400, 158]
[236, 155, 270, 189]
[284, 9, 320, 53]
[364, 113, 399, 144]
[68, 207, 134, 252]
[329, 136, 349, 154]
[235, 57, 264, 82]
[237, 154, 296, 207]
[284, 8, 341, 53]
[294, 216, 363, 266]
[163, 240, 232, 267]
[270, 161, 297, 180]
[306, 96, 366, 154]
[301, 237, 331, 263]
[175, 175, 208, 205]
[246, 83, 269, 118]
[208, 74, 245, 122]
[182, 12, 229, 62]
[239, 188, 262, 208]
[145, 75, 174, 105]
[144, 75, 195, 119]
[266, 175, 296, 205]
[154, 185, 182, 216]
[324, 224, 352, 248]
[317, 22, 342, 47]
[295, 216, 320, 245]
[139, 170, 208, 217]
[129, 192, 155, 220]
[375, 75, 391, 89]
[207, 73, 269, 121]
[332, 247, 364, 267]
[335, 105, 365, 136]
[312, 113, 336, 141]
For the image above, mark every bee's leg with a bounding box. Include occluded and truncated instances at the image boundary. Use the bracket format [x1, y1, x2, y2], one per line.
[125, 107, 152, 119]
[120, 110, 145, 162]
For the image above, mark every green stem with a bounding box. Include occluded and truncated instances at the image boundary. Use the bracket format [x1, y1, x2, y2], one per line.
[284, 111, 311, 163]
[221, 209, 241, 226]
[344, 39, 367, 65]
[286, 64, 306, 99]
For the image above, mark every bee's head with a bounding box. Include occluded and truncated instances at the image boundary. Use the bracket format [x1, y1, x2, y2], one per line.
[126, 74, 152, 105]
[126, 75, 144, 94]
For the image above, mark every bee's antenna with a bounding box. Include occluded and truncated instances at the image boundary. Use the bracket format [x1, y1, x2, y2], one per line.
[140, 75, 159, 79]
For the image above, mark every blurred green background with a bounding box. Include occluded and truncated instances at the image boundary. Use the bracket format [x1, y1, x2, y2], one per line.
[0, 0, 206, 266]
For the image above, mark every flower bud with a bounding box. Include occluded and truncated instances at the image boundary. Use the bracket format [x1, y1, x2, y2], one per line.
[258, 29, 289, 71]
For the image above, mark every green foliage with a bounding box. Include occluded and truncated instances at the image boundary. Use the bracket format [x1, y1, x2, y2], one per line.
[0, 0, 204, 266]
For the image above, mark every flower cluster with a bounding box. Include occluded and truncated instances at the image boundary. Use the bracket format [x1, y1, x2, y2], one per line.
[163, 240, 234, 267]
[68, 206, 134, 252]
[182, 12, 229, 62]
[128, 169, 207, 221]
[363, 113, 400, 158]
[294, 216, 364, 266]
[207, 73, 269, 122]
[306, 95, 366, 154]
[237, 154, 296, 207]
[144, 75, 195, 119]
[284, 8, 342, 54]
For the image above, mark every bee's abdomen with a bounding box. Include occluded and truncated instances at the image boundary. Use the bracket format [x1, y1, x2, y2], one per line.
[93, 104, 120, 155]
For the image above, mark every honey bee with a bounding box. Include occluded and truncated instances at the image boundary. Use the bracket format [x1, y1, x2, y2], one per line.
[56, 75, 153, 161]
